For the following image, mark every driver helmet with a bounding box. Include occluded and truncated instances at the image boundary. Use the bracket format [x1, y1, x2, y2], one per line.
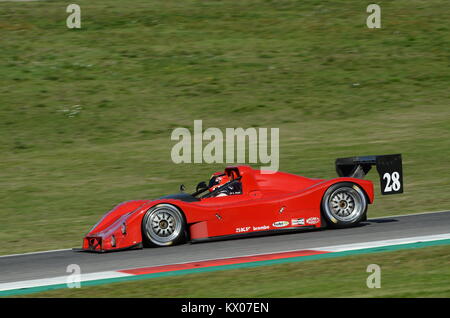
[208, 172, 229, 192]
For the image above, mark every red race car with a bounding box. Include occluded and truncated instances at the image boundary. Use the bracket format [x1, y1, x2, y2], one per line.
[82, 154, 403, 252]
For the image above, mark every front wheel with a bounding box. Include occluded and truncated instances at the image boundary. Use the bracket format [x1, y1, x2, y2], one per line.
[321, 182, 368, 228]
[142, 204, 186, 247]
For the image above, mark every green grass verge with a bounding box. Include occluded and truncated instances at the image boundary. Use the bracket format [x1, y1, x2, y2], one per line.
[17, 244, 450, 297]
[0, 0, 449, 255]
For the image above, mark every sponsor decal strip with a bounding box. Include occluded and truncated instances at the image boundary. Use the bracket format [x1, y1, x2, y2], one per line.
[2, 233, 450, 296]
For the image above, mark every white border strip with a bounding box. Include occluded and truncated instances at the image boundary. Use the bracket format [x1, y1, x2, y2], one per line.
[316, 233, 450, 252]
[0, 271, 132, 292]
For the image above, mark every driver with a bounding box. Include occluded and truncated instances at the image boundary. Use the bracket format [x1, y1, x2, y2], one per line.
[208, 172, 242, 197]
[208, 173, 229, 192]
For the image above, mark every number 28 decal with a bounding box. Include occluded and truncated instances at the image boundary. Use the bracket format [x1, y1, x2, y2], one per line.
[383, 171, 401, 192]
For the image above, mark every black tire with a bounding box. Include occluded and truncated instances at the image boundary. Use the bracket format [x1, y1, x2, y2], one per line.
[321, 182, 368, 228]
[142, 204, 187, 247]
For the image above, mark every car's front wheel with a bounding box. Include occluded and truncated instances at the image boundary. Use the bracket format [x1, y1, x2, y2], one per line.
[321, 182, 368, 228]
[142, 204, 186, 247]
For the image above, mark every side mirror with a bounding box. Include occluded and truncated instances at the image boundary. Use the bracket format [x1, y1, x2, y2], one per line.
[196, 181, 208, 192]
[179, 184, 186, 192]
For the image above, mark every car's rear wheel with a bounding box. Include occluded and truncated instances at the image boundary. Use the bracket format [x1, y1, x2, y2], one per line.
[322, 182, 367, 228]
[142, 204, 186, 247]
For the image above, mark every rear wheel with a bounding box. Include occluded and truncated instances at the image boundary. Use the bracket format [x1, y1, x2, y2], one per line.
[142, 204, 186, 247]
[322, 182, 367, 228]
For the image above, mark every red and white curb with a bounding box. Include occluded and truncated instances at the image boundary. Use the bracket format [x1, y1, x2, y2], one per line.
[117, 250, 327, 276]
[1, 233, 450, 293]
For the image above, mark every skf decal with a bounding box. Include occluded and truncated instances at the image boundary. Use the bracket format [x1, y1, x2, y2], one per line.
[291, 218, 305, 226]
[306, 217, 320, 225]
[272, 221, 289, 228]
[236, 227, 251, 233]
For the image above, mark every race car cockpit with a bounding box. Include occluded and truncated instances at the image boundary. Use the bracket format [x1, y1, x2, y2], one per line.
[191, 167, 243, 199]
[205, 173, 242, 197]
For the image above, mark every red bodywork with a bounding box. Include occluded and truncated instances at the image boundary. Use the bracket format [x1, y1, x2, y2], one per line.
[83, 166, 374, 252]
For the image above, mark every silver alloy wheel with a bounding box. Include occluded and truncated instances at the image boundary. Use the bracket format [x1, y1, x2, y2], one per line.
[326, 186, 365, 223]
[142, 204, 184, 246]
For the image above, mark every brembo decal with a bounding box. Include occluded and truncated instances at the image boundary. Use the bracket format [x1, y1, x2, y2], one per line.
[253, 225, 270, 231]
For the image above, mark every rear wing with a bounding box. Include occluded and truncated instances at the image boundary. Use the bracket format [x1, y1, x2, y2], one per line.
[335, 154, 403, 195]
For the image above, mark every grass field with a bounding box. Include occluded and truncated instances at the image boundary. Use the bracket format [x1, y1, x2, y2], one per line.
[17, 244, 450, 297]
[0, 0, 449, 255]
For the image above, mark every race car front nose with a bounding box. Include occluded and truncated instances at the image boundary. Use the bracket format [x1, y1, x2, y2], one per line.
[83, 236, 103, 251]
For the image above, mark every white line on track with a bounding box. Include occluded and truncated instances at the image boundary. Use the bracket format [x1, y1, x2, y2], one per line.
[0, 271, 132, 292]
[369, 209, 450, 220]
[0, 248, 72, 259]
[0, 209, 449, 259]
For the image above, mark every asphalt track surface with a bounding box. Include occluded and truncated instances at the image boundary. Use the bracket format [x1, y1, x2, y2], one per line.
[1, 211, 449, 284]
